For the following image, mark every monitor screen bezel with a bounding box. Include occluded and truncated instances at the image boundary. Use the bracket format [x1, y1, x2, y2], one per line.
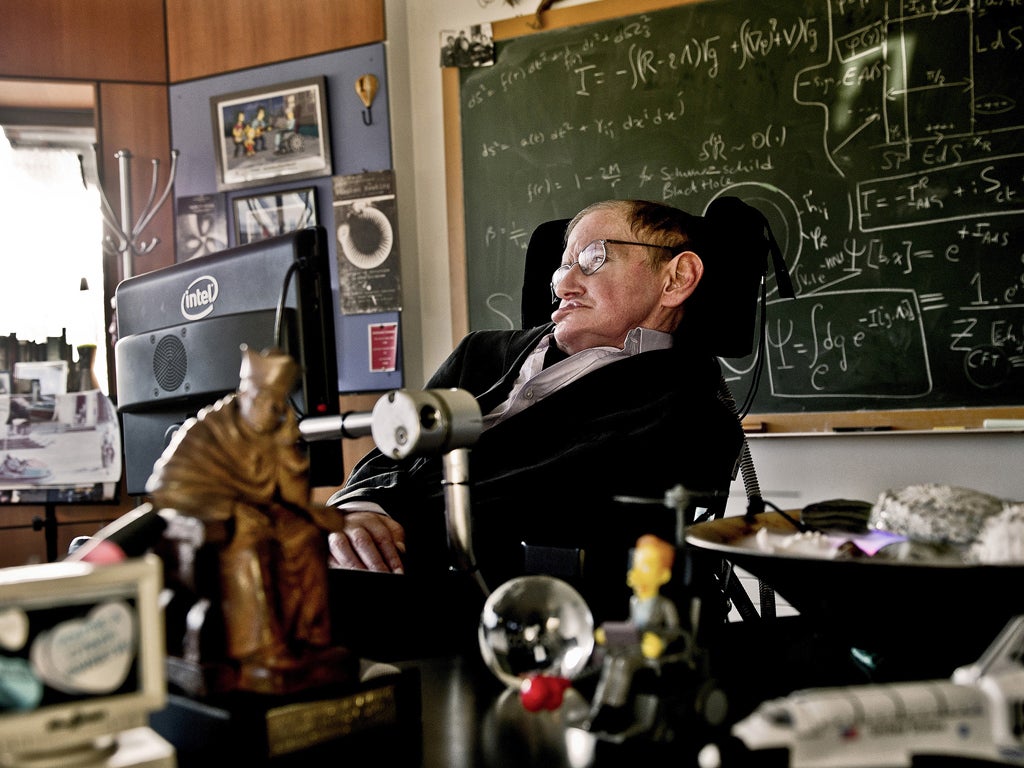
[112, 226, 343, 494]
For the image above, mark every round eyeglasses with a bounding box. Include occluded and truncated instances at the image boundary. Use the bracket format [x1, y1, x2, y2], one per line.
[550, 238, 679, 295]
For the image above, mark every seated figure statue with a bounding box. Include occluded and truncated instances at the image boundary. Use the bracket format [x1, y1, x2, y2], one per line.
[147, 345, 353, 695]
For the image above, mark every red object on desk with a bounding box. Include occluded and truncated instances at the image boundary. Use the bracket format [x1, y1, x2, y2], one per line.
[519, 674, 572, 712]
[67, 538, 127, 564]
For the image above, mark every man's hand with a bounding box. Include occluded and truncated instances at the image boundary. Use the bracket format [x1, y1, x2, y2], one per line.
[327, 511, 406, 573]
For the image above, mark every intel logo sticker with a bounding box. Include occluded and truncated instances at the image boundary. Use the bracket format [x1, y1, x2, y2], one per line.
[181, 276, 219, 320]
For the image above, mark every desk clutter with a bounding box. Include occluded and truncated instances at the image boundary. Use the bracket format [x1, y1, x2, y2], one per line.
[150, 484, 1024, 767]
[4, 345, 1021, 768]
[6, 485, 1024, 767]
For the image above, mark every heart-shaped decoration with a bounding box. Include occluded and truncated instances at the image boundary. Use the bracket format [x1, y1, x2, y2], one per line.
[0, 607, 29, 651]
[30, 600, 136, 694]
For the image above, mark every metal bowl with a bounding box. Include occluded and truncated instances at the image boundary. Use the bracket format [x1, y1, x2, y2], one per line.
[685, 510, 1024, 678]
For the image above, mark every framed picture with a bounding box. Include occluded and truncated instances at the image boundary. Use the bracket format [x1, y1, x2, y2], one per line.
[233, 187, 318, 245]
[211, 77, 332, 191]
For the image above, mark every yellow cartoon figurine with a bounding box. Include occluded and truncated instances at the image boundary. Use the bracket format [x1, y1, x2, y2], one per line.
[231, 111, 246, 157]
[627, 534, 681, 659]
[584, 534, 686, 740]
[251, 105, 269, 151]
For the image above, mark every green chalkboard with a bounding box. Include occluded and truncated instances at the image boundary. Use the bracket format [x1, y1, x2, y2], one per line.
[454, 0, 1024, 420]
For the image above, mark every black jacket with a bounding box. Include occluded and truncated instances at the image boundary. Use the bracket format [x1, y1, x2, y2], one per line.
[331, 323, 742, 623]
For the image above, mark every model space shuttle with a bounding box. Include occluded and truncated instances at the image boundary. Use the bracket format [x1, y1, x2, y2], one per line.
[731, 615, 1024, 767]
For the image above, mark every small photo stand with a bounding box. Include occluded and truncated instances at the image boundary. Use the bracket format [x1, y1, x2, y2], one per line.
[211, 77, 332, 191]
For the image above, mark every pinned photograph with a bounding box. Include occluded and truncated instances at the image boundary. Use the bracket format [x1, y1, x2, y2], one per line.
[439, 23, 495, 68]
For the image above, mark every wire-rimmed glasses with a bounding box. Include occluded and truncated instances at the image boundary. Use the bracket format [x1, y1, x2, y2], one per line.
[550, 238, 679, 295]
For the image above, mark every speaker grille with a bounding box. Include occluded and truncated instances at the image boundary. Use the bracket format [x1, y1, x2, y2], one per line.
[153, 334, 187, 392]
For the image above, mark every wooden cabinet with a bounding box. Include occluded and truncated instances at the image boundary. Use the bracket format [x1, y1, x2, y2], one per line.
[165, 0, 385, 83]
[0, 0, 167, 83]
[0, 501, 126, 568]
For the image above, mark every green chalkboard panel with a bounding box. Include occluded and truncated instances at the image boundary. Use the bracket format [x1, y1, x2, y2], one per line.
[455, 0, 1024, 419]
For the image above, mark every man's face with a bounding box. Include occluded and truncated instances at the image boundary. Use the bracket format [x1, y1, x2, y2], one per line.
[551, 206, 679, 354]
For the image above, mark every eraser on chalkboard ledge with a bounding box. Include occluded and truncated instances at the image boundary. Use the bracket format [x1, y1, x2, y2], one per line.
[742, 420, 766, 433]
[982, 418, 1024, 430]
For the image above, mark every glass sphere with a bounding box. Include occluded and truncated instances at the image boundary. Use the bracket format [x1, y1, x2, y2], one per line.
[478, 575, 595, 688]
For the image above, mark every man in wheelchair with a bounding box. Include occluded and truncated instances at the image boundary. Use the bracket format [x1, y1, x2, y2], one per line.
[274, 102, 302, 154]
[325, 198, 780, 633]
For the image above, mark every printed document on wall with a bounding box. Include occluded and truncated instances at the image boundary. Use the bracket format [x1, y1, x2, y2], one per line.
[332, 170, 402, 315]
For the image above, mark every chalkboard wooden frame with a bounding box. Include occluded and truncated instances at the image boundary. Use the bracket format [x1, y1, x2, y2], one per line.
[442, 0, 1024, 432]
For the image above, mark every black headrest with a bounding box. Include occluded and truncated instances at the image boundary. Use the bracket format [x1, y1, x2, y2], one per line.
[683, 196, 794, 358]
[521, 218, 570, 328]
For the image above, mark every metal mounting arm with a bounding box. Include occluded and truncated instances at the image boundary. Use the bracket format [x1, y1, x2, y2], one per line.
[299, 388, 487, 593]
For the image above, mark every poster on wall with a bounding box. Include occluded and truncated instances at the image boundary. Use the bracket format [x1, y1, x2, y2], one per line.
[332, 170, 402, 315]
[176, 193, 228, 261]
[210, 77, 332, 191]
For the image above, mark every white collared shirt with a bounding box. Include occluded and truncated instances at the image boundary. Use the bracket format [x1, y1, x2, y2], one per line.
[482, 327, 674, 428]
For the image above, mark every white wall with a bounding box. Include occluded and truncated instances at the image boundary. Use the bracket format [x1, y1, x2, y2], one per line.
[726, 430, 1023, 517]
[383, 0, 1024, 511]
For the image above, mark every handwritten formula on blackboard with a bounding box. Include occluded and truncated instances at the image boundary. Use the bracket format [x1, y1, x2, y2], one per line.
[458, 0, 1023, 415]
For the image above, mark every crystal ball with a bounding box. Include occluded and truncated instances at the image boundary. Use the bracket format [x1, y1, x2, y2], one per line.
[478, 575, 595, 688]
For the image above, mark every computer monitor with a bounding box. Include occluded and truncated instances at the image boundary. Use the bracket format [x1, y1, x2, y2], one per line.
[0, 555, 174, 768]
[113, 226, 343, 495]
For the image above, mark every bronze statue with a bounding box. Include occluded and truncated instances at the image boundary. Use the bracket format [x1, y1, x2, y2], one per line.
[147, 345, 352, 694]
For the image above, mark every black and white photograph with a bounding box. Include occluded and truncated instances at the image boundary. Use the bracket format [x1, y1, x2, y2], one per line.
[233, 187, 318, 245]
[210, 77, 332, 191]
[439, 23, 495, 68]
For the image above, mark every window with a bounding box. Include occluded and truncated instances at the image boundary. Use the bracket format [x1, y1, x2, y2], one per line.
[0, 127, 108, 393]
